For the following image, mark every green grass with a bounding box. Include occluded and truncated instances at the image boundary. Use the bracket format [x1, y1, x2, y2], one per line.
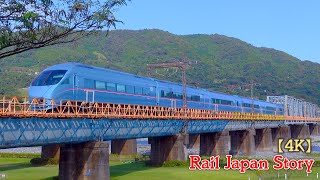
[0, 158, 319, 180]
[0, 158, 57, 180]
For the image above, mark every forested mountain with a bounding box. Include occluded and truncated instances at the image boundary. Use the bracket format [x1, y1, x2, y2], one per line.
[2, 29, 320, 104]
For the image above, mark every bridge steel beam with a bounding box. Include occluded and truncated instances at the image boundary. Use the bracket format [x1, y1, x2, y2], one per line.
[0, 118, 228, 149]
[255, 128, 273, 152]
[200, 131, 230, 156]
[225, 120, 285, 131]
[229, 129, 256, 156]
[59, 141, 109, 180]
[111, 139, 137, 155]
[148, 134, 187, 166]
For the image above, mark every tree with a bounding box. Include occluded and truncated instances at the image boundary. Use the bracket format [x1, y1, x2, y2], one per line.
[0, 0, 128, 59]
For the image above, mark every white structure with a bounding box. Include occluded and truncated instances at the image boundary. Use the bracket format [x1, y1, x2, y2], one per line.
[267, 95, 320, 118]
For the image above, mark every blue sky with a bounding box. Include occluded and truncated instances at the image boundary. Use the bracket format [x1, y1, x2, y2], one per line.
[114, 0, 320, 63]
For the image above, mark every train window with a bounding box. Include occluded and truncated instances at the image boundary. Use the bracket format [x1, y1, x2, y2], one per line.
[221, 100, 232, 105]
[84, 79, 94, 88]
[126, 85, 134, 94]
[254, 104, 260, 108]
[160, 90, 171, 98]
[160, 90, 165, 97]
[116, 84, 125, 92]
[31, 70, 67, 86]
[175, 93, 183, 99]
[191, 95, 200, 101]
[242, 103, 252, 108]
[266, 106, 276, 111]
[134, 86, 143, 94]
[106, 83, 116, 91]
[212, 98, 221, 104]
[171, 92, 182, 99]
[143, 87, 150, 95]
[61, 77, 70, 85]
[95, 81, 106, 90]
[172, 92, 177, 99]
[149, 87, 156, 96]
[165, 91, 173, 98]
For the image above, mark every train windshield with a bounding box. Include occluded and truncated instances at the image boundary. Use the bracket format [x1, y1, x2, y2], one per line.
[31, 70, 67, 86]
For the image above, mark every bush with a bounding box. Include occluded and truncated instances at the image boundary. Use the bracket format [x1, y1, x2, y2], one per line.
[310, 159, 320, 167]
[162, 160, 189, 167]
[109, 154, 149, 162]
[30, 158, 59, 166]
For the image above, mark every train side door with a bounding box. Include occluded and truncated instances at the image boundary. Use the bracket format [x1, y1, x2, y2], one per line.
[73, 74, 79, 99]
[169, 88, 177, 108]
[170, 99, 176, 108]
[169, 88, 176, 108]
[155, 82, 160, 106]
[201, 94, 206, 108]
[85, 90, 95, 102]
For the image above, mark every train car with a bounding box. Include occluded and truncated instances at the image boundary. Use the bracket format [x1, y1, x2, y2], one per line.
[28, 63, 284, 115]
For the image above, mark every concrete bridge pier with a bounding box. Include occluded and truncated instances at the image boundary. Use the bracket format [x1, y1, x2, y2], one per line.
[111, 139, 137, 155]
[255, 128, 273, 152]
[309, 124, 320, 138]
[149, 134, 187, 166]
[200, 131, 230, 156]
[229, 129, 255, 156]
[271, 126, 291, 152]
[41, 145, 60, 159]
[187, 134, 200, 150]
[59, 141, 109, 180]
[290, 124, 310, 139]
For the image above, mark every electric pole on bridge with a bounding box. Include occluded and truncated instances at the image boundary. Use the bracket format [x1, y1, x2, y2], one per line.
[146, 58, 197, 110]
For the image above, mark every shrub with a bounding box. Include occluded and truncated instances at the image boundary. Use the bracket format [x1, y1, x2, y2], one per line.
[30, 158, 59, 166]
[162, 160, 189, 167]
[0, 153, 40, 158]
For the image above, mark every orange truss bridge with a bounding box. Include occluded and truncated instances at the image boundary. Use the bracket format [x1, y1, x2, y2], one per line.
[0, 96, 318, 149]
[0, 96, 318, 121]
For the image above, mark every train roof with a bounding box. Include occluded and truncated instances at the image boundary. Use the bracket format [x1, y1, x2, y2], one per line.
[45, 62, 280, 106]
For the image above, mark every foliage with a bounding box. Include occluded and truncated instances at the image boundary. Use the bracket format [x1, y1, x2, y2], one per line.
[161, 160, 189, 167]
[0, 0, 128, 58]
[0, 152, 40, 158]
[2, 29, 320, 104]
[109, 154, 149, 161]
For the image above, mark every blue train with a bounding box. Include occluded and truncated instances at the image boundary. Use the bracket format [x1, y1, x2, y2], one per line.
[28, 63, 284, 115]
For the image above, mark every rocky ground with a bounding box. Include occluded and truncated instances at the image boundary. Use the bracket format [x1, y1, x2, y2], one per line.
[0, 147, 41, 154]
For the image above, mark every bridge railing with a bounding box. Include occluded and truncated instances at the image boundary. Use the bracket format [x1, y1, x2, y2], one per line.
[0, 96, 319, 121]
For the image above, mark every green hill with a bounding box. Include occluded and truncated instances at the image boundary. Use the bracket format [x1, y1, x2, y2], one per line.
[2, 29, 320, 104]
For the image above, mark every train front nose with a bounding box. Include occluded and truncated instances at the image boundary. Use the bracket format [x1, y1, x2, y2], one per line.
[28, 69, 68, 100]
[28, 86, 54, 110]
[28, 86, 52, 99]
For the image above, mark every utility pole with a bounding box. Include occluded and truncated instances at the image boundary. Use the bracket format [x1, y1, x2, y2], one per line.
[147, 59, 196, 110]
[237, 81, 260, 113]
[251, 80, 254, 113]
